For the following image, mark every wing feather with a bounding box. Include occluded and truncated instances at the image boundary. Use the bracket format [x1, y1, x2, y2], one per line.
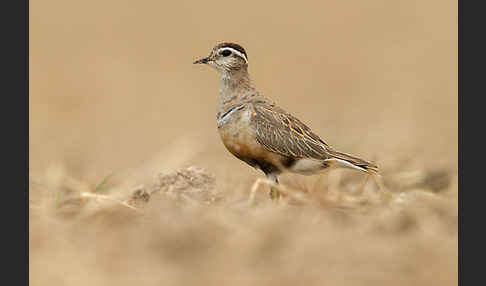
[252, 102, 331, 160]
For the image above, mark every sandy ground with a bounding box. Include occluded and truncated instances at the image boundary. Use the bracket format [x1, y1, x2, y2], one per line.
[30, 0, 457, 285]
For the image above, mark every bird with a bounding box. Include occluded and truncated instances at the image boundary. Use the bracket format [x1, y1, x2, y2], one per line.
[193, 42, 378, 200]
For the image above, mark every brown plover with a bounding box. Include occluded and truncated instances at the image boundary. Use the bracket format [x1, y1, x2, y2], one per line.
[194, 42, 378, 200]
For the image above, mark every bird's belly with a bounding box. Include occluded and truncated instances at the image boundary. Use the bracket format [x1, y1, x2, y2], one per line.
[288, 158, 329, 175]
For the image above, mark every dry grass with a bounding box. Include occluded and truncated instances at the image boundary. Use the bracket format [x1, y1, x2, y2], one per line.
[29, 164, 457, 286]
[30, 0, 457, 285]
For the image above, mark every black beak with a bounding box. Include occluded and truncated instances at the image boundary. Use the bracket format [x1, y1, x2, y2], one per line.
[193, 57, 210, 64]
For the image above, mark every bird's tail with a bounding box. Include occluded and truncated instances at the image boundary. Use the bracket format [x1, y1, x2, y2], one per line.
[325, 150, 378, 174]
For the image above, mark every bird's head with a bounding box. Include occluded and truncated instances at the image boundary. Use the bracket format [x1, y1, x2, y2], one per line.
[193, 42, 249, 73]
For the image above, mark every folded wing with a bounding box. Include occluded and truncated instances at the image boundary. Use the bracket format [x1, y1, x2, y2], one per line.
[252, 102, 331, 160]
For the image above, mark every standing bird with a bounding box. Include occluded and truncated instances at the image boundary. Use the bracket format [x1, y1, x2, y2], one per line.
[193, 42, 378, 200]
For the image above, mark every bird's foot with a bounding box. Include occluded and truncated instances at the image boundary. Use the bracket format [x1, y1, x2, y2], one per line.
[269, 187, 281, 201]
[248, 178, 310, 206]
[248, 178, 281, 206]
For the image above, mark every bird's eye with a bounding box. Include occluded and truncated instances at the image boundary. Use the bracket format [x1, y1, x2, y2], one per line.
[221, 50, 232, 57]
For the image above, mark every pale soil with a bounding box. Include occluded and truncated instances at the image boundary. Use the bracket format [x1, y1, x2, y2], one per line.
[30, 0, 457, 284]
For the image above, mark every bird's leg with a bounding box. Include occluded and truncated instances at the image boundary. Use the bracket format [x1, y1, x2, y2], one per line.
[248, 177, 280, 206]
[248, 177, 312, 206]
[267, 174, 281, 201]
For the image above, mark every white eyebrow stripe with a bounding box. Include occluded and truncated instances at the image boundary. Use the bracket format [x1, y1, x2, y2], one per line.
[218, 47, 248, 63]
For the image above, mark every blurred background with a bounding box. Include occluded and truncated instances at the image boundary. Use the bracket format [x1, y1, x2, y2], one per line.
[30, 0, 457, 285]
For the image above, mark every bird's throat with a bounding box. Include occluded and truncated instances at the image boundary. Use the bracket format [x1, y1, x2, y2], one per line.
[217, 69, 258, 116]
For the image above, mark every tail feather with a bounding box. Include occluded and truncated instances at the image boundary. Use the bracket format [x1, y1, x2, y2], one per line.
[326, 150, 378, 174]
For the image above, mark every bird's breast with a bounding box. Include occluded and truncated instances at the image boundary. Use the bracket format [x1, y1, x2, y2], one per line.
[217, 107, 287, 172]
[217, 107, 256, 156]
